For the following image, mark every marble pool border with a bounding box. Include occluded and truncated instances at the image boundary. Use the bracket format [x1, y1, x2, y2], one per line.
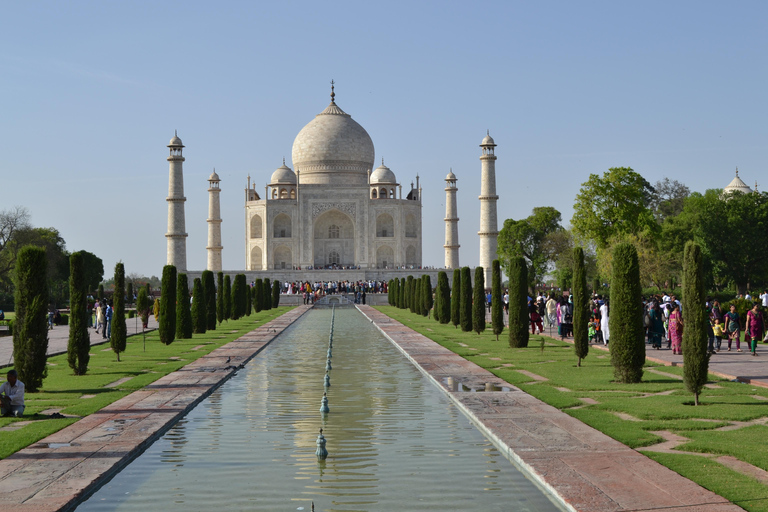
[0, 305, 312, 512]
[358, 305, 743, 512]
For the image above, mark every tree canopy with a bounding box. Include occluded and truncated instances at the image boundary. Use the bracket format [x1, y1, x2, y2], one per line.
[497, 206, 562, 288]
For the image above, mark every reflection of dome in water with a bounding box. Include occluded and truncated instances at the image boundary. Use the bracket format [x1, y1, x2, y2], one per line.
[723, 168, 752, 195]
[291, 86, 374, 186]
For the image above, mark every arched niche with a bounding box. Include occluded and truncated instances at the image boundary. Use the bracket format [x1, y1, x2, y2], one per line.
[273, 245, 292, 270]
[313, 209, 354, 267]
[376, 246, 394, 269]
[250, 246, 263, 270]
[405, 214, 417, 238]
[250, 215, 263, 239]
[376, 213, 394, 237]
[405, 246, 417, 267]
[273, 213, 291, 238]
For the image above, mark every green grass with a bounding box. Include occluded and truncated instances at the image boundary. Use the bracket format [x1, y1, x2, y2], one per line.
[375, 306, 768, 510]
[0, 307, 292, 459]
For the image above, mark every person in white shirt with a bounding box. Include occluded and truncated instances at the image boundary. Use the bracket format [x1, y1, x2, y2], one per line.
[599, 301, 610, 345]
[0, 370, 25, 417]
[760, 290, 768, 308]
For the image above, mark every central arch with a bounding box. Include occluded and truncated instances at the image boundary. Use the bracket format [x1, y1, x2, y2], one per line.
[313, 209, 355, 267]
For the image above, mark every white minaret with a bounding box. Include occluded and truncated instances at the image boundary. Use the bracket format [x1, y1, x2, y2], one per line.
[166, 131, 187, 271]
[478, 132, 499, 285]
[207, 169, 223, 271]
[444, 169, 460, 268]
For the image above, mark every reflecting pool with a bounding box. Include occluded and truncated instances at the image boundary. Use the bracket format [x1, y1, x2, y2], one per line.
[76, 308, 563, 511]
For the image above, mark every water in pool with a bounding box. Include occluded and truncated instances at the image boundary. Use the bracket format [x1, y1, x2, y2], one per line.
[75, 308, 563, 511]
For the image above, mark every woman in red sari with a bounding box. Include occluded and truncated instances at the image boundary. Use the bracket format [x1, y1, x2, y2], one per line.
[668, 303, 684, 355]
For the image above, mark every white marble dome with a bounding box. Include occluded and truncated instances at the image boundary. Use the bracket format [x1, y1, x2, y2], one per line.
[723, 170, 751, 195]
[370, 163, 397, 184]
[291, 99, 375, 185]
[270, 163, 296, 185]
[168, 134, 184, 147]
[481, 133, 495, 146]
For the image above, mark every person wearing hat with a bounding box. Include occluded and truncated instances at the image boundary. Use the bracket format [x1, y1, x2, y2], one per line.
[0, 369, 25, 417]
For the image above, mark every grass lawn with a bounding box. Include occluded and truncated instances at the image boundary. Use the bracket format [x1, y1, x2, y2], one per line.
[375, 306, 768, 512]
[0, 307, 292, 460]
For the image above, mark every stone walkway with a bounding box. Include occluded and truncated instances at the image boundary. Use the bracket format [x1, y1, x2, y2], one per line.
[0, 306, 310, 512]
[0, 316, 159, 369]
[363, 306, 742, 512]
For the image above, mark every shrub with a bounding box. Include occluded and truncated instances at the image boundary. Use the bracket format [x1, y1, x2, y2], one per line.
[202, 270, 217, 330]
[231, 274, 245, 320]
[153, 297, 160, 320]
[136, 287, 149, 328]
[67, 251, 90, 375]
[224, 275, 232, 320]
[253, 279, 263, 312]
[13, 246, 49, 392]
[435, 271, 450, 324]
[491, 260, 503, 340]
[272, 280, 281, 308]
[609, 243, 644, 383]
[508, 257, 529, 348]
[682, 242, 710, 405]
[176, 273, 193, 339]
[111, 262, 128, 359]
[127, 310, 135, 319]
[191, 277, 206, 334]
[245, 280, 253, 317]
[262, 278, 271, 311]
[216, 272, 225, 324]
[405, 275, 414, 312]
[159, 265, 177, 345]
[399, 277, 406, 309]
[472, 266, 486, 334]
[460, 267, 472, 332]
[451, 269, 461, 328]
[573, 248, 589, 366]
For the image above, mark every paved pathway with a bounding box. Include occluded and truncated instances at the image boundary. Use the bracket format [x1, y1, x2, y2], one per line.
[0, 306, 310, 512]
[0, 316, 159, 369]
[366, 306, 742, 512]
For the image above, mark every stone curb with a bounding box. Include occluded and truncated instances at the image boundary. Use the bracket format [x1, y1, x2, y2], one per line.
[359, 306, 743, 512]
[0, 306, 311, 512]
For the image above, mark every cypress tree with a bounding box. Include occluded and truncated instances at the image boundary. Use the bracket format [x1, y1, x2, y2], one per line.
[508, 257, 529, 348]
[216, 272, 225, 324]
[111, 263, 128, 359]
[254, 279, 263, 312]
[433, 276, 441, 321]
[202, 270, 217, 330]
[262, 278, 271, 310]
[573, 248, 589, 366]
[451, 268, 461, 328]
[398, 278, 405, 309]
[224, 275, 232, 320]
[159, 265, 177, 345]
[609, 243, 645, 383]
[423, 275, 433, 317]
[436, 271, 451, 324]
[460, 267, 472, 332]
[13, 246, 48, 392]
[191, 277, 206, 334]
[491, 260, 504, 341]
[405, 275, 413, 311]
[245, 282, 253, 316]
[231, 274, 244, 320]
[176, 273, 193, 339]
[272, 280, 281, 308]
[682, 241, 709, 405]
[98, 284, 104, 301]
[137, 286, 150, 329]
[472, 267, 486, 334]
[67, 252, 90, 375]
[412, 277, 420, 314]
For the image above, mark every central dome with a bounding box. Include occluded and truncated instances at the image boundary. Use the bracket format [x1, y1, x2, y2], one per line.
[291, 93, 375, 186]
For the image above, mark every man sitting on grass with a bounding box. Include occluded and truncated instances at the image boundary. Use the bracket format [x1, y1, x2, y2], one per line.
[0, 369, 25, 417]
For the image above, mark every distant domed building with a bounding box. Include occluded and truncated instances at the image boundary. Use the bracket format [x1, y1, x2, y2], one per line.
[723, 168, 752, 196]
[244, 85, 423, 270]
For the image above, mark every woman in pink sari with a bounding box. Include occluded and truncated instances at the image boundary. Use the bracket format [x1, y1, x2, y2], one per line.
[668, 303, 684, 355]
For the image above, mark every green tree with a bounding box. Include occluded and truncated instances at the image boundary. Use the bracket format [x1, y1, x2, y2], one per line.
[507, 257, 529, 348]
[388, 279, 394, 306]
[111, 263, 128, 359]
[272, 280, 281, 308]
[245, 280, 252, 316]
[649, 178, 690, 222]
[413, 276, 421, 314]
[231, 274, 245, 320]
[399, 277, 406, 309]
[608, 243, 644, 383]
[572, 167, 658, 249]
[159, 265, 177, 345]
[405, 275, 413, 312]
[202, 270, 217, 330]
[451, 269, 461, 328]
[422, 275, 433, 317]
[460, 267, 472, 332]
[12, 246, 48, 391]
[191, 277, 206, 334]
[216, 272, 225, 324]
[262, 278, 271, 311]
[79, 251, 104, 293]
[682, 241, 709, 405]
[67, 251, 90, 375]
[472, 267, 486, 334]
[436, 271, 450, 323]
[572, 248, 589, 366]
[176, 273, 193, 339]
[253, 279, 263, 312]
[136, 286, 150, 329]
[224, 275, 232, 320]
[497, 207, 562, 288]
[98, 284, 104, 301]
[0, 205, 31, 286]
[491, 260, 503, 340]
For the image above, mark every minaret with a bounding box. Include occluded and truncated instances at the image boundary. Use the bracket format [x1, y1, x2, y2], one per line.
[207, 169, 223, 271]
[478, 131, 499, 285]
[166, 131, 187, 271]
[444, 169, 460, 268]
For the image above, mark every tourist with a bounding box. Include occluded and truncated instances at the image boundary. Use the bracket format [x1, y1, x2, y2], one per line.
[668, 303, 683, 354]
[529, 304, 543, 335]
[48, 307, 55, 330]
[486, 290, 492, 313]
[104, 301, 112, 340]
[546, 294, 557, 328]
[725, 304, 740, 352]
[745, 303, 763, 356]
[95, 301, 105, 334]
[648, 301, 665, 350]
[0, 369, 25, 417]
[712, 319, 724, 352]
[503, 290, 509, 314]
[599, 299, 610, 345]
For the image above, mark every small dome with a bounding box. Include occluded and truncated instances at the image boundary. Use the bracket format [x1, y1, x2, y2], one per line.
[270, 163, 296, 185]
[370, 163, 397, 184]
[168, 133, 184, 147]
[724, 169, 751, 195]
[480, 133, 495, 146]
[208, 170, 220, 181]
[445, 170, 457, 181]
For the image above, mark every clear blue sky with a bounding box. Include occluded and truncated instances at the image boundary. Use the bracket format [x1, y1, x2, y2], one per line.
[2, 1, 766, 278]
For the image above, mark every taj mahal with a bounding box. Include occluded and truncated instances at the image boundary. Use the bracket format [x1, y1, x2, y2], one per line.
[164, 84, 500, 285]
